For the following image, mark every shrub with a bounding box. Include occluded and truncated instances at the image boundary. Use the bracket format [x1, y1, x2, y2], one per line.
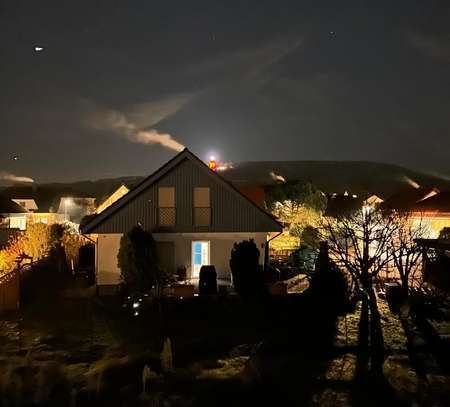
[309, 242, 350, 315]
[0, 223, 85, 275]
[199, 265, 217, 295]
[230, 239, 265, 299]
[117, 226, 164, 295]
[439, 227, 450, 240]
[291, 245, 318, 273]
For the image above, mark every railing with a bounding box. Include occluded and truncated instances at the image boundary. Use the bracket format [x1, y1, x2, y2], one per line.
[158, 207, 176, 226]
[194, 207, 211, 226]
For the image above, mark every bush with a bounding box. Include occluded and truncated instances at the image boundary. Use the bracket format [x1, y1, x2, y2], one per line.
[309, 242, 350, 315]
[291, 245, 318, 273]
[230, 239, 265, 299]
[0, 223, 85, 275]
[117, 226, 163, 295]
[439, 227, 450, 240]
[199, 265, 217, 295]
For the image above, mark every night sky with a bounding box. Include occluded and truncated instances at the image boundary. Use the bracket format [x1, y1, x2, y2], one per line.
[1, 1, 449, 183]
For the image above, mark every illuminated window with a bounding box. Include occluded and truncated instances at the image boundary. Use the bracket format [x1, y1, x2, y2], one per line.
[158, 187, 175, 226]
[9, 215, 26, 230]
[191, 241, 210, 278]
[193, 187, 211, 226]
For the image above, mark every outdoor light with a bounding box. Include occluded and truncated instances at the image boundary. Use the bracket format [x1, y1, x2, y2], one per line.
[208, 157, 217, 171]
[132, 302, 140, 309]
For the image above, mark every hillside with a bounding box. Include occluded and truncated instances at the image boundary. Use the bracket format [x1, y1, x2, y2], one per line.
[222, 161, 450, 198]
[1, 161, 449, 211]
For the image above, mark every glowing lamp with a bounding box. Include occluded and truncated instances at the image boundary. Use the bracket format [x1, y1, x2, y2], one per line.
[208, 158, 217, 171]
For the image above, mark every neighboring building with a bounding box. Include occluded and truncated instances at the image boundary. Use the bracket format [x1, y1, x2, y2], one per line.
[0, 197, 27, 247]
[0, 197, 28, 231]
[384, 188, 450, 238]
[58, 197, 96, 224]
[12, 198, 38, 212]
[80, 149, 282, 294]
[26, 212, 66, 226]
[0, 196, 67, 232]
[10, 197, 65, 227]
[95, 185, 130, 214]
[326, 189, 450, 238]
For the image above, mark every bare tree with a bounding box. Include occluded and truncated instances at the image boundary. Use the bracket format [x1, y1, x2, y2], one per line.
[321, 203, 399, 377]
[321, 204, 398, 295]
[390, 211, 428, 297]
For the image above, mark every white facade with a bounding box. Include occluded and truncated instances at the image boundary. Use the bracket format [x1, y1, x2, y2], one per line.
[96, 232, 268, 286]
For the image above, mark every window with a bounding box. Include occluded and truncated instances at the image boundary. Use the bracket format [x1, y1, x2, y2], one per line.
[193, 187, 211, 226]
[158, 187, 175, 226]
[9, 215, 26, 230]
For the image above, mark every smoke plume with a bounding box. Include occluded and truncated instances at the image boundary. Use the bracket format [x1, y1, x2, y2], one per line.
[0, 172, 35, 183]
[98, 109, 185, 152]
[270, 171, 286, 183]
[84, 95, 190, 152]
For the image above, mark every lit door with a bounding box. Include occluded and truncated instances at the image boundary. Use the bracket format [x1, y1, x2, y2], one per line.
[192, 241, 210, 278]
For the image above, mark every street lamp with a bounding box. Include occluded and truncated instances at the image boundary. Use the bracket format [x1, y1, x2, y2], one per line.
[64, 198, 73, 221]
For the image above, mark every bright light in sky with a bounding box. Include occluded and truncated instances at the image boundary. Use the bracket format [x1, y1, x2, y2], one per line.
[210, 155, 216, 161]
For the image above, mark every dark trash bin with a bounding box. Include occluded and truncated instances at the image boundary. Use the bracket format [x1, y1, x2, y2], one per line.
[199, 265, 217, 295]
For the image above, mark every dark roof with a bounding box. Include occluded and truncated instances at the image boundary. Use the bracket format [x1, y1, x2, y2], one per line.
[382, 188, 450, 213]
[414, 190, 450, 212]
[325, 195, 363, 217]
[0, 196, 27, 213]
[80, 148, 282, 234]
[382, 187, 435, 210]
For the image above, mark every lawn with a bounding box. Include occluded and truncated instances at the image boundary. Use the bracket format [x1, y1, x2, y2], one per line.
[0, 291, 449, 406]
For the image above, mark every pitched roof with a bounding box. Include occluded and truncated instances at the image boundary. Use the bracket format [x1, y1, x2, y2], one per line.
[80, 148, 282, 234]
[382, 187, 437, 210]
[414, 190, 450, 213]
[325, 194, 363, 217]
[0, 196, 27, 214]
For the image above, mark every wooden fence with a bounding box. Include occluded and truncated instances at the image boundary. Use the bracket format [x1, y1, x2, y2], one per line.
[0, 270, 20, 312]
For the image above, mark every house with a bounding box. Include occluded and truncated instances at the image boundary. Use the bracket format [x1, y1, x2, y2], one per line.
[80, 149, 282, 294]
[26, 212, 66, 226]
[0, 196, 28, 248]
[12, 198, 38, 212]
[10, 197, 65, 227]
[383, 188, 450, 238]
[95, 184, 130, 214]
[0, 197, 28, 231]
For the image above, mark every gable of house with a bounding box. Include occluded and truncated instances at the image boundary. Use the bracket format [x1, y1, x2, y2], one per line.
[81, 149, 281, 234]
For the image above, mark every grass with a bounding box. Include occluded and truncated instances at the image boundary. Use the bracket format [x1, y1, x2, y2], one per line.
[1, 290, 449, 406]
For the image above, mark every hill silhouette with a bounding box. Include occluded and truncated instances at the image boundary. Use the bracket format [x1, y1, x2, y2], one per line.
[1, 161, 449, 211]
